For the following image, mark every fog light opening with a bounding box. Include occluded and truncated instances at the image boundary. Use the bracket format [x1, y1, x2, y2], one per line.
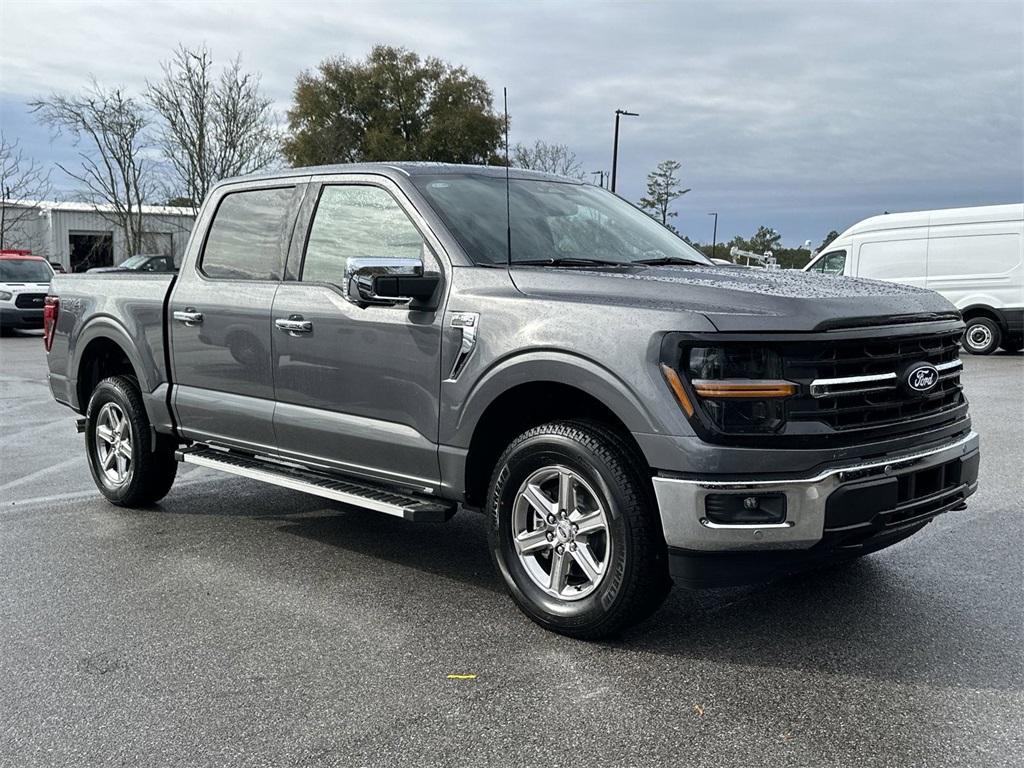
[704, 493, 787, 525]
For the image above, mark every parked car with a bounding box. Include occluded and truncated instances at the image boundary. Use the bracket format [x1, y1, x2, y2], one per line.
[44, 164, 980, 638]
[804, 204, 1023, 354]
[1, 252, 54, 332]
[88, 253, 177, 273]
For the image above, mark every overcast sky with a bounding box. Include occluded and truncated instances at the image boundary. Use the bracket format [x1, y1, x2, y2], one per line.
[1, 0, 1021, 245]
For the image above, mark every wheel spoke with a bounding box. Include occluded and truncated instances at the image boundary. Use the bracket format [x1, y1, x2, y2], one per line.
[557, 470, 576, 514]
[101, 448, 116, 470]
[548, 550, 571, 593]
[115, 453, 127, 480]
[571, 509, 605, 536]
[571, 544, 602, 583]
[523, 482, 556, 518]
[514, 528, 552, 556]
[96, 425, 115, 445]
[118, 442, 133, 460]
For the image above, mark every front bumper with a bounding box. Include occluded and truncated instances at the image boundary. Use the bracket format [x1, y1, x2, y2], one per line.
[0, 307, 44, 328]
[653, 431, 980, 554]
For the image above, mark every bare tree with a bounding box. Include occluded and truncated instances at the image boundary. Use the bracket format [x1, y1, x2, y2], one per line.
[148, 44, 279, 211]
[512, 140, 585, 179]
[639, 160, 690, 232]
[31, 80, 154, 256]
[0, 134, 52, 251]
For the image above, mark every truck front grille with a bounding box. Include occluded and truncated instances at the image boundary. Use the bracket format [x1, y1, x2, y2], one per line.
[14, 293, 46, 309]
[782, 330, 965, 435]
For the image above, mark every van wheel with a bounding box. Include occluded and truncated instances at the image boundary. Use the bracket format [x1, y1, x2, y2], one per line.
[962, 317, 1001, 355]
[486, 420, 670, 639]
[85, 375, 178, 506]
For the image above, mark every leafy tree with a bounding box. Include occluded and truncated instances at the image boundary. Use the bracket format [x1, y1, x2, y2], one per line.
[749, 225, 782, 254]
[148, 44, 279, 212]
[817, 229, 840, 252]
[512, 140, 584, 179]
[31, 80, 155, 257]
[639, 160, 690, 231]
[283, 45, 504, 166]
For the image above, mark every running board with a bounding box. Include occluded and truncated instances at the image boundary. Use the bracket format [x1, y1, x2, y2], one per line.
[175, 446, 455, 522]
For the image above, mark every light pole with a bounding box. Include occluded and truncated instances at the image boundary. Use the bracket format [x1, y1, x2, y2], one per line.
[707, 212, 718, 260]
[610, 109, 638, 194]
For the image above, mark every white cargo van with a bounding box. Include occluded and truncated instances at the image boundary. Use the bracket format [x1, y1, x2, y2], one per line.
[804, 204, 1023, 354]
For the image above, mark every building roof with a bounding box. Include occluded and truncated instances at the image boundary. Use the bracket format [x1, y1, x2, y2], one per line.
[1, 199, 196, 217]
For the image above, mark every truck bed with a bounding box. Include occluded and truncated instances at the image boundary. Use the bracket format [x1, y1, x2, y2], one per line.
[46, 272, 176, 428]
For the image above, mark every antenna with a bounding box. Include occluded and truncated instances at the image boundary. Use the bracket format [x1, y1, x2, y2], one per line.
[503, 87, 511, 268]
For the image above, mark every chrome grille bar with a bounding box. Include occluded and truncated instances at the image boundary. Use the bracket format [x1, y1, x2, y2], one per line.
[809, 358, 962, 400]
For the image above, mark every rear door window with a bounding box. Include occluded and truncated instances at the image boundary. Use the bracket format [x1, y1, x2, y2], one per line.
[201, 187, 297, 280]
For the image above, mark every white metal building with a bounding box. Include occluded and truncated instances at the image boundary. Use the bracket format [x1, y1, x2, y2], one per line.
[0, 200, 195, 272]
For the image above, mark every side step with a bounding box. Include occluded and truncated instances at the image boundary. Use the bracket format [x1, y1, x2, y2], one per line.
[176, 445, 455, 522]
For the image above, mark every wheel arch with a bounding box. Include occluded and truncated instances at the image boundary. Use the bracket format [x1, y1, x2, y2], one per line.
[453, 353, 659, 508]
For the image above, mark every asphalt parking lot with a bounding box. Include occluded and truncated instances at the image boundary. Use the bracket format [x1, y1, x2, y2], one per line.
[1, 329, 1021, 768]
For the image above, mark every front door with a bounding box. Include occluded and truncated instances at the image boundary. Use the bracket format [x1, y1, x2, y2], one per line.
[271, 179, 446, 491]
[169, 182, 303, 452]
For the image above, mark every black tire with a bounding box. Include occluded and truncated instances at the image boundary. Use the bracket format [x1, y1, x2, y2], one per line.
[999, 338, 1022, 353]
[486, 420, 670, 639]
[962, 317, 1001, 355]
[85, 375, 178, 506]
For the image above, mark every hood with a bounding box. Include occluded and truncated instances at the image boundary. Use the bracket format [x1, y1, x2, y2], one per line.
[509, 265, 958, 332]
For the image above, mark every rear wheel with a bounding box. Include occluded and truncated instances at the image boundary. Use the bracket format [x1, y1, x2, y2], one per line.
[962, 317, 1001, 355]
[487, 420, 670, 639]
[85, 375, 177, 506]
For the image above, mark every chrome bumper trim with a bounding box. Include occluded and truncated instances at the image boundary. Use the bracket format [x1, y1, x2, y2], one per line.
[652, 431, 979, 552]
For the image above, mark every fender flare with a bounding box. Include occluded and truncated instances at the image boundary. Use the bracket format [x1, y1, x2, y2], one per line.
[70, 315, 157, 410]
[449, 349, 659, 449]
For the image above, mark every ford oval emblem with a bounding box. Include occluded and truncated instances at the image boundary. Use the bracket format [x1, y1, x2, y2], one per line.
[903, 362, 939, 394]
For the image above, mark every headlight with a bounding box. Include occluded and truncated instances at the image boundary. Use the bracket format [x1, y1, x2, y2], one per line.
[0, 290, 12, 301]
[661, 343, 797, 434]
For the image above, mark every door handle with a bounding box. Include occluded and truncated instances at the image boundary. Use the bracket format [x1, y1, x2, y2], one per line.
[173, 309, 203, 326]
[275, 316, 313, 335]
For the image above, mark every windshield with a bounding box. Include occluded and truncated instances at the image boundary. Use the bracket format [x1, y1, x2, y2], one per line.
[0, 259, 54, 282]
[119, 255, 149, 269]
[411, 174, 712, 267]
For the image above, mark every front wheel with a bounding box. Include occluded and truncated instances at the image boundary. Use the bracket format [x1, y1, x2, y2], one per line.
[85, 375, 178, 506]
[487, 420, 670, 639]
[962, 317, 1001, 355]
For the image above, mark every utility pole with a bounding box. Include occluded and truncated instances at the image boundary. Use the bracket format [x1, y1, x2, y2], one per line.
[707, 212, 718, 260]
[610, 109, 638, 194]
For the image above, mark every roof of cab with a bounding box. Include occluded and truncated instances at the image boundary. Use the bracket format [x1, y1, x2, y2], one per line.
[214, 162, 583, 190]
[837, 203, 1024, 240]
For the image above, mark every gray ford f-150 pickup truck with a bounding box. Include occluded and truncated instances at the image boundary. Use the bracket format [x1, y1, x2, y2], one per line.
[44, 163, 980, 638]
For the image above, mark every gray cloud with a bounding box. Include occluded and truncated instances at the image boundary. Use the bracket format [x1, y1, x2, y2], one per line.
[2, 0, 1020, 244]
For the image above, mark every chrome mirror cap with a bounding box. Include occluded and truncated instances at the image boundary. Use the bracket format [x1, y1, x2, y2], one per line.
[343, 257, 423, 307]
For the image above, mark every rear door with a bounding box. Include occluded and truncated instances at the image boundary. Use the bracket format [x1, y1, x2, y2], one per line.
[169, 180, 305, 453]
[270, 174, 448, 491]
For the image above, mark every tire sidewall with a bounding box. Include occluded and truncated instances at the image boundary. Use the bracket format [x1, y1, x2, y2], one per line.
[488, 430, 636, 630]
[85, 379, 143, 504]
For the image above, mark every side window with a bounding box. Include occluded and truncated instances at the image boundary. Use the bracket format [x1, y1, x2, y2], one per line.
[821, 250, 846, 275]
[302, 185, 426, 283]
[201, 187, 296, 280]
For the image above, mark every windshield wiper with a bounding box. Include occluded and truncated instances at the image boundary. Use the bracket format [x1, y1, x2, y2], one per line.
[632, 256, 705, 266]
[513, 257, 628, 267]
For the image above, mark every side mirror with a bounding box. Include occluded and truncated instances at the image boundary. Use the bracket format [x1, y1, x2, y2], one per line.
[343, 257, 440, 308]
